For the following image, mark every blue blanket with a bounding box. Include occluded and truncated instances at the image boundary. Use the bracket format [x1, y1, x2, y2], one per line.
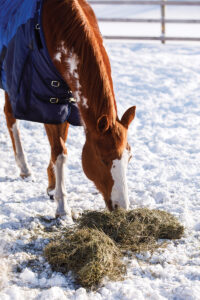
[0, 0, 81, 125]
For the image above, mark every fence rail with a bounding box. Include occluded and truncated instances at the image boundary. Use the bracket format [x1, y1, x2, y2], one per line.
[89, 1, 200, 6]
[88, 0, 200, 43]
[98, 18, 200, 23]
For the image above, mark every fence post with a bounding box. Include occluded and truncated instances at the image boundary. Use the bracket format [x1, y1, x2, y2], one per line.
[161, 0, 166, 44]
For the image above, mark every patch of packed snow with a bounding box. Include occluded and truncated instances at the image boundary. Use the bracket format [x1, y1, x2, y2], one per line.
[0, 41, 200, 300]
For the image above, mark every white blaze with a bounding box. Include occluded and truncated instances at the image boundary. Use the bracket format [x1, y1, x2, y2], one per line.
[111, 149, 130, 210]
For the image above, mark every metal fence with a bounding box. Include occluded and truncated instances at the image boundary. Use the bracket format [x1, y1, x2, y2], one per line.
[88, 1, 200, 43]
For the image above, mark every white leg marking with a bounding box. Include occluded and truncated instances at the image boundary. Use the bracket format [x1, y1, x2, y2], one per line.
[111, 149, 130, 210]
[11, 122, 32, 177]
[54, 153, 71, 217]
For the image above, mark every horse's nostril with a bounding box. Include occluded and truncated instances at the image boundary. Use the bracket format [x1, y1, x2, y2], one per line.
[114, 204, 118, 209]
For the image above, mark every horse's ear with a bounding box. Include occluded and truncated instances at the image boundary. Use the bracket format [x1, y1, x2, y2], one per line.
[121, 106, 136, 129]
[97, 115, 109, 133]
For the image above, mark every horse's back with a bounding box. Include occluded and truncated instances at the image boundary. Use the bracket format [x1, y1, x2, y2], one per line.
[0, 0, 38, 90]
[0, 0, 38, 54]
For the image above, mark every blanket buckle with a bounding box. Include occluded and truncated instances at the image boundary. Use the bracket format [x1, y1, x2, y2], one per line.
[35, 24, 40, 30]
[51, 81, 60, 87]
[50, 97, 59, 104]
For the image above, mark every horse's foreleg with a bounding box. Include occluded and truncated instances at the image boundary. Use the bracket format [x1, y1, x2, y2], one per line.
[4, 93, 31, 178]
[47, 160, 56, 200]
[44, 122, 70, 217]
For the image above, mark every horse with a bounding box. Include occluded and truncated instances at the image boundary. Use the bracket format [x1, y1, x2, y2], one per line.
[2, 0, 136, 218]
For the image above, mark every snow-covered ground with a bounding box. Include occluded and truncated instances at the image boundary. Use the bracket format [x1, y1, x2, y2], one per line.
[1, 41, 200, 300]
[0, 3, 200, 300]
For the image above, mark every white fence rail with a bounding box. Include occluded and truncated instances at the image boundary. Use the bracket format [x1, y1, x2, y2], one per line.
[88, 0, 200, 43]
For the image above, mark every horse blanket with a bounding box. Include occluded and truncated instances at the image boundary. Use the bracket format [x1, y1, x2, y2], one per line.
[0, 0, 81, 125]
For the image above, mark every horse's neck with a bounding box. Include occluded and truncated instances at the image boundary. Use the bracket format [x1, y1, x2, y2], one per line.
[57, 39, 117, 130]
[42, 0, 117, 130]
[66, 48, 117, 130]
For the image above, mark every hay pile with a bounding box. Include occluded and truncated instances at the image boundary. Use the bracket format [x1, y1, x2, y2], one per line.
[44, 208, 184, 288]
[78, 208, 184, 252]
[44, 228, 125, 288]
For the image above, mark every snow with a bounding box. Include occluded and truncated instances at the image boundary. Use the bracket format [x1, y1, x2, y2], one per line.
[0, 3, 200, 300]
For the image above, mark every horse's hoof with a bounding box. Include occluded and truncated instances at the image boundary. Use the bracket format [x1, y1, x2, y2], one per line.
[71, 210, 81, 220]
[20, 173, 34, 182]
[55, 214, 74, 226]
[55, 205, 72, 220]
[55, 211, 66, 218]
[47, 188, 55, 201]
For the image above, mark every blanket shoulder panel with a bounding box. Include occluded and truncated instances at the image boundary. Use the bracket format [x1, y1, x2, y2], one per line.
[0, 0, 82, 126]
[0, 0, 38, 54]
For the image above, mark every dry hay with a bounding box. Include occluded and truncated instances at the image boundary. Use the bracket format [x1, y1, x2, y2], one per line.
[44, 228, 126, 288]
[78, 208, 184, 252]
[44, 208, 184, 288]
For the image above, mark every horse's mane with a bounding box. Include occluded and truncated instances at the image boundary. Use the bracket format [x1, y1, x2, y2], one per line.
[43, 0, 117, 126]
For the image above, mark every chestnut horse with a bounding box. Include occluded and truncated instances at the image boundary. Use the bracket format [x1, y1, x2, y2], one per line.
[4, 0, 136, 217]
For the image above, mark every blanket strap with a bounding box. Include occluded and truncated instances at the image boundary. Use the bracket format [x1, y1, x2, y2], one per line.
[0, 46, 7, 89]
[34, 2, 43, 50]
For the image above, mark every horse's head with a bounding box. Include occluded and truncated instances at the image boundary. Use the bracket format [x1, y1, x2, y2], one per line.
[82, 106, 136, 211]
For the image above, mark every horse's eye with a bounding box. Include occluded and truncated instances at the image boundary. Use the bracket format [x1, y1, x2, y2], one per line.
[102, 159, 109, 166]
[126, 144, 131, 152]
[128, 154, 132, 162]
